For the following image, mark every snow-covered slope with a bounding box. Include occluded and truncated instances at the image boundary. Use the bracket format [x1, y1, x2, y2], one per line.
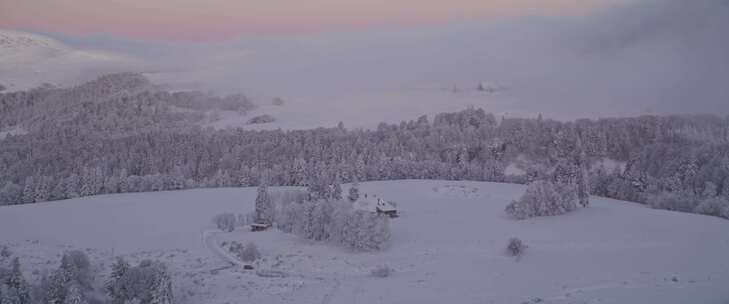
[1, 180, 728, 303]
[0, 30, 138, 91]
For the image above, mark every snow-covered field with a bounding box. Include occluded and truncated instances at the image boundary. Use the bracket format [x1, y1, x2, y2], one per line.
[1, 180, 728, 304]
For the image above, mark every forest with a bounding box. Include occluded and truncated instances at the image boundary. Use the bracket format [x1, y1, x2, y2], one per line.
[1, 73, 728, 219]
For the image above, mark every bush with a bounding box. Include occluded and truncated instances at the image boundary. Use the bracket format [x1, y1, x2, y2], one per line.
[694, 196, 729, 219]
[506, 180, 577, 220]
[647, 192, 701, 213]
[0, 245, 12, 258]
[60, 250, 93, 289]
[213, 213, 237, 232]
[371, 265, 394, 278]
[247, 115, 275, 124]
[106, 259, 173, 304]
[506, 238, 526, 258]
[229, 242, 260, 262]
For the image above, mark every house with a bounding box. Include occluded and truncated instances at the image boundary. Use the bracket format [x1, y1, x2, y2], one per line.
[354, 196, 399, 218]
[250, 223, 271, 232]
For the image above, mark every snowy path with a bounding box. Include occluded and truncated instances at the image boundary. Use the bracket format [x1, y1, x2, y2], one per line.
[202, 229, 247, 267]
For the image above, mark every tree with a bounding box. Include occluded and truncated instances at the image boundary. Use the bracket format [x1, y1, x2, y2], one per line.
[1, 285, 22, 304]
[340, 210, 390, 251]
[63, 284, 86, 304]
[254, 185, 274, 225]
[65, 174, 80, 198]
[34, 176, 51, 203]
[4, 258, 30, 304]
[20, 177, 34, 204]
[105, 257, 130, 304]
[213, 213, 236, 232]
[59, 251, 92, 290]
[575, 137, 590, 207]
[0, 182, 21, 205]
[331, 175, 343, 201]
[149, 263, 173, 304]
[348, 178, 360, 202]
[43, 268, 71, 304]
[506, 180, 578, 220]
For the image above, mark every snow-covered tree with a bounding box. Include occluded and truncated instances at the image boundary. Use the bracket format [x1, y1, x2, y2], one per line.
[20, 177, 34, 204]
[2, 258, 31, 304]
[149, 263, 173, 304]
[340, 210, 391, 251]
[0, 182, 21, 205]
[347, 178, 360, 202]
[63, 284, 87, 304]
[105, 257, 130, 304]
[213, 213, 236, 232]
[575, 137, 590, 207]
[506, 180, 578, 220]
[254, 184, 274, 225]
[331, 175, 343, 201]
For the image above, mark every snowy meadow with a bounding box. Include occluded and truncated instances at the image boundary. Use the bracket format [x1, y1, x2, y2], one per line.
[2, 181, 728, 304]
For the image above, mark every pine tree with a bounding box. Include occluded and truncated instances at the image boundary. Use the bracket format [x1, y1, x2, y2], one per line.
[254, 184, 273, 224]
[105, 257, 130, 304]
[1, 285, 21, 304]
[63, 284, 86, 304]
[332, 175, 343, 201]
[0, 182, 21, 205]
[20, 177, 34, 204]
[576, 137, 590, 207]
[43, 268, 71, 304]
[65, 174, 80, 198]
[118, 169, 129, 193]
[149, 264, 173, 304]
[79, 168, 94, 197]
[34, 176, 50, 203]
[7, 258, 30, 304]
[348, 178, 360, 202]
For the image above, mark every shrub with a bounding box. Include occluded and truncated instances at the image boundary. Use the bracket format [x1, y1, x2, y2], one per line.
[694, 196, 729, 218]
[213, 213, 236, 232]
[506, 238, 526, 258]
[105, 259, 173, 304]
[0, 245, 12, 258]
[229, 242, 260, 262]
[371, 265, 394, 278]
[60, 250, 93, 289]
[247, 115, 275, 124]
[647, 192, 700, 213]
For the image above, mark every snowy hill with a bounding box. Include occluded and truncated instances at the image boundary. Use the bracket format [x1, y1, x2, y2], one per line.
[1, 180, 727, 304]
[0, 30, 69, 59]
[0, 30, 137, 91]
[0, 73, 257, 135]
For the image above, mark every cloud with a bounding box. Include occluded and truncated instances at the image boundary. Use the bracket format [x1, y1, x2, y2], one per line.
[20, 0, 729, 122]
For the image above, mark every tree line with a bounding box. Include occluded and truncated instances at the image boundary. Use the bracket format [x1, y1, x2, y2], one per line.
[1, 74, 728, 219]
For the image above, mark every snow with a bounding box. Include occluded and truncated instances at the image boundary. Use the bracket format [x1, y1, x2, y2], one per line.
[0, 30, 138, 91]
[1, 180, 729, 303]
[0, 126, 28, 140]
[505, 163, 527, 176]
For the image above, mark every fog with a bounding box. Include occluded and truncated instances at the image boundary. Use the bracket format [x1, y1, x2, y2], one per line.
[42, 0, 729, 124]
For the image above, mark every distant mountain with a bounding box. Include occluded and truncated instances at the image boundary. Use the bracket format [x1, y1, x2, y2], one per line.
[0, 30, 138, 91]
[0, 30, 69, 59]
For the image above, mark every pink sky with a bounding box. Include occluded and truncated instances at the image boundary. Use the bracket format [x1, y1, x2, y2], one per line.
[0, 0, 615, 41]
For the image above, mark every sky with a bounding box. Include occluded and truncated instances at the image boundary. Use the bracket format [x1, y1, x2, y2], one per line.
[1, 0, 728, 123]
[1, 0, 617, 41]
